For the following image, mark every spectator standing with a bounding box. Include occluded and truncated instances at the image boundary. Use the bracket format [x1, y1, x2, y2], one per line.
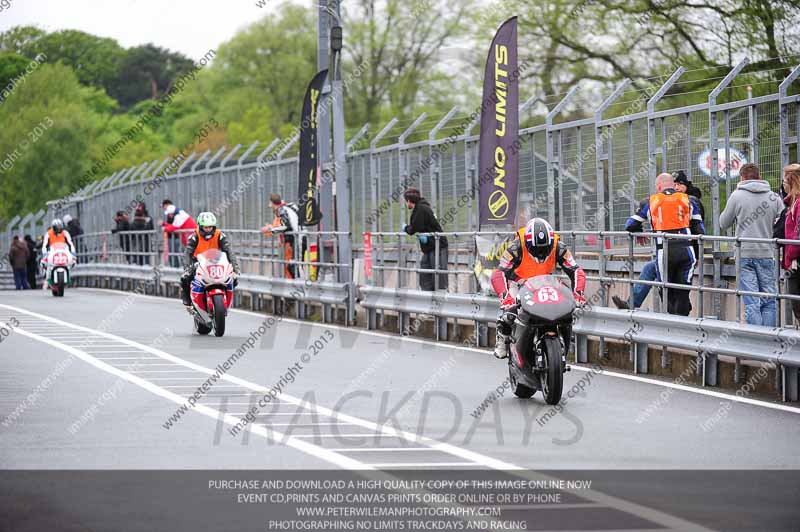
[9, 236, 30, 289]
[402, 188, 448, 291]
[161, 200, 197, 267]
[24, 235, 38, 288]
[782, 163, 800, 322]
[624, 173, 704, 315]
[261, 194, 302, 279]
[672, 170, 706, 259]
[132, 203, 154, 265]
[111, 211, 132, 263]
[719, 163, 783, 327]
[63, 214, 84, 264]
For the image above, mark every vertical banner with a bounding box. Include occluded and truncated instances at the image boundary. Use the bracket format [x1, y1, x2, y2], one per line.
[478, 17, 519, 227]
[298, 69, 328, 226]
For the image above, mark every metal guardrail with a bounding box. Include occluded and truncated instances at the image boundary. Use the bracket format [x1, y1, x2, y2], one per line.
[68, 229, 354, 323]
[573, 306, 800, 401]
[358, 284, 800, 401]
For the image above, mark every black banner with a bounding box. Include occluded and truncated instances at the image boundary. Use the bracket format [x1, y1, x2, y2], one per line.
[478, 17, 519, 227]
[298, 69, 328, 226]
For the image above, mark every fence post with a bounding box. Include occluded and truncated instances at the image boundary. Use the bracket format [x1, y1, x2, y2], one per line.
[706, 58, 750, 346]
[189, 150, 211, 213]
[778, 63, 800, 169]
[595, 79, 631, 236]
[546, 84, 580, 229]
[370, 118, 398, 236]
[203, 147, 227, 212]
[236, 141, 261, 229]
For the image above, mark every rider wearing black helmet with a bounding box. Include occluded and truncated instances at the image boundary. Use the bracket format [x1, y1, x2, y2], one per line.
[490, 218, 586, 359]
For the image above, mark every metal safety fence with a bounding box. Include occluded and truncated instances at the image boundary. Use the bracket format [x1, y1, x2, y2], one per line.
[27, 59, 798, 244]
[69, 229, 354, 324]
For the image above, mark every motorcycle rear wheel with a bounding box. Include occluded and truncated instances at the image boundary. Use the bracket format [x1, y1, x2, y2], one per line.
[541, 336, 563, 405]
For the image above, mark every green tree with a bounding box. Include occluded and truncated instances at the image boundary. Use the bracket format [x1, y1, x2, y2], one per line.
[111, 44, 195, 109]
[23, 29, 124, 96]
[344, 0, 475, 126]
[0, 52, 31, 92]
[210, 2, 317, 128]
[0, 64, 102, 219]
[477, 0, 800, 110]
[0, 26, 46, 55]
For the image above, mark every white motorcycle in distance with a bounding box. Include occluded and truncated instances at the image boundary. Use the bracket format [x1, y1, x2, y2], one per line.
[189, 249, 235, 337]
[42, 243, 76, 297]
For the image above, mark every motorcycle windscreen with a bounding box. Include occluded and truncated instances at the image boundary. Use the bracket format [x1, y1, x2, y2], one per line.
[517, 275, 576, 322]
[196, 249, 228, 265]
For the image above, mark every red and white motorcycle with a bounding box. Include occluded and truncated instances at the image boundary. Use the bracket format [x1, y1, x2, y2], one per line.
[190, 249, 235, 337]
[42, 243, 76, 297]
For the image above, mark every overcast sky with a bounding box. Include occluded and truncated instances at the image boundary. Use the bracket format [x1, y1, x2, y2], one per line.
[0, 0, 291, 60]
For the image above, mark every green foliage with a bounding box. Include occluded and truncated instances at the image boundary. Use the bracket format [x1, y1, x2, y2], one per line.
[0, 64, 97, 219]
[111, 44, 195, 109]
[210, 2, 317, 128]
[0, 51, 30, 91]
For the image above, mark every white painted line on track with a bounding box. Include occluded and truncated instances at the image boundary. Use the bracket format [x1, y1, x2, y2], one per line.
[97, 358, 163, 361]
[255, 422, 358, 427]
[2, 311, 369, 470]
[1, 298, 720, 531]
[1, 302, 517, 470]
[228, 412, 305, 416]
[336, 448, 430, 452]
[365, 462, 476, 468]
[227, 308, 800, 416]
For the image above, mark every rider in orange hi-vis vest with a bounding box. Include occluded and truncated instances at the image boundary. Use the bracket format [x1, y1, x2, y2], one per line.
[180, 212, 240, 307]
[489, 218, 586, 359]
[42, 219, 74, 254]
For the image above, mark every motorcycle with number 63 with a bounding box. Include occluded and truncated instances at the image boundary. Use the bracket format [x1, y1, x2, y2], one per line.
[504, 275, 575, 405]
[190, 249, 234, 337]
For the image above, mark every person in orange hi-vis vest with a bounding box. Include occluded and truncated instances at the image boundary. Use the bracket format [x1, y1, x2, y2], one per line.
[261, 193, 303, 279]
[489, 218, 586, 359]
[41, 218, 75, 255]
[179, 212, 241, 308]
[625, 172, 705, 316]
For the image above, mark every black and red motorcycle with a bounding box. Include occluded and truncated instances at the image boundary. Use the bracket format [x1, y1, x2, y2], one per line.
[504, 275, 575, 405]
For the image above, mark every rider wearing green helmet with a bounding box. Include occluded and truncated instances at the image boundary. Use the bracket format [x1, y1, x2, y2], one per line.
[180, 211, 241, 307]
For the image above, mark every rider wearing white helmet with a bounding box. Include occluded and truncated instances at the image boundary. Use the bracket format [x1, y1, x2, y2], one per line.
[42, 218, 74, 254]
[180, 212, 241, 307]
[490, 218, 586, 359]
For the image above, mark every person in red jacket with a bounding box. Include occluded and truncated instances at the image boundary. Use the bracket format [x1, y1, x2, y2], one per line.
[160, 200, 197, 267]
[490, 218, 586, 359]
[782, 163, 800, 321]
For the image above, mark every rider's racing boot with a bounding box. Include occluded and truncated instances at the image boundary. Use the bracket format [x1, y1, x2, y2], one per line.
[493, 331, 509, 359]
[181, 288, 192, 308]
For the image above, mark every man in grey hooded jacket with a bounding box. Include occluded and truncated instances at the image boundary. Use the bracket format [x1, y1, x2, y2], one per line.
[719, 163, 783, 326]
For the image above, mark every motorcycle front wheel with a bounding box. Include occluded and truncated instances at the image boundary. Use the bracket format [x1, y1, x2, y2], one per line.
[212, 294, 226, 337]
[541, 335, 563, 405]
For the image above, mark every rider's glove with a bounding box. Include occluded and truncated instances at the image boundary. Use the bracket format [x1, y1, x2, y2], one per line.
[418, 234, 429, 245]
[500, 292, 516, 310]
[573, 290, 587, 306]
